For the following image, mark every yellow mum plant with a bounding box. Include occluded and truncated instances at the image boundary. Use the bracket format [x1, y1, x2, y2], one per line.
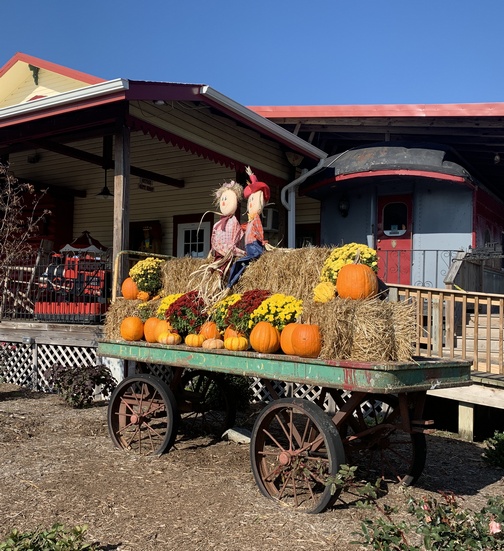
[156, 293, 183, 319]
[209, 293, 242, 331]
[320, 243, 378, 285]
[249, 293, 303, 331]
[129, 257, 165, 295]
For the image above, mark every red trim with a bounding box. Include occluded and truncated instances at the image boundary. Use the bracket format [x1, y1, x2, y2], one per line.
[302, 169, 471, 195]
[0, 52, 104, 84]
[249, 103, 504, 119]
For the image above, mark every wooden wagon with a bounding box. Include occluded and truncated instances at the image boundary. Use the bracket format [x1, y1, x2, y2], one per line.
[97, 340, 471, 513]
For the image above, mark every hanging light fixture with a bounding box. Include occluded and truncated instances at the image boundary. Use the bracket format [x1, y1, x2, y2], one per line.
[96, 168, 113, 200]
[96, 135, 114, 200]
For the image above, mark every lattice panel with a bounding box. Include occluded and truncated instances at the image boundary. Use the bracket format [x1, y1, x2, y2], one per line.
[0, 343, 33, 387]
[138, 363, 174, 385]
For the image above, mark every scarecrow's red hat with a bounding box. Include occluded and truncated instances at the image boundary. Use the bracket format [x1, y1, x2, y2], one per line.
[243, 167, 270, 203]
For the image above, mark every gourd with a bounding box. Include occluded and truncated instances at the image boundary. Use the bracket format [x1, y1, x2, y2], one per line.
[143, 317, 161, 343]
[121, 277, 139, 300]
[120, 316, 144, 341]
[185, 333, 206, 347]
[290, 323, 322, 358]
[224, 336, 249, 351]
[136, 291, 150, 302]
[158, 331, 182, 345]
[154, 320, 173, 342]
[313, 281, 336, 303]
[280, 323, 298, 355]
[199, 321, 221, 340]
[336, 262, 378, 300]
[249, 321, 280, 354]
[202, 338, 225, 350]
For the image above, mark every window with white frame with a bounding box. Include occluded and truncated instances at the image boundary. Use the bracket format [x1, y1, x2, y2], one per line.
[176, 221, 211, 257]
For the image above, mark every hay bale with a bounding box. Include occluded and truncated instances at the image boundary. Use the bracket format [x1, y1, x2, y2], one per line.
[236, 247, 332, 303]
[104, 298, 162, 340]
[304, 296, 415, 362]
[161, 257, 206, 294]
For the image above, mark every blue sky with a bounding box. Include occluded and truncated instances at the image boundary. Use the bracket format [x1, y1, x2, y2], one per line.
[3, 0, 503, 107]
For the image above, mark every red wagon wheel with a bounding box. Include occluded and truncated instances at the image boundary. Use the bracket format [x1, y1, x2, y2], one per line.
[250, 397, 345, 514]
[107, 374, 179, 455]
[339, 394, 427, 485]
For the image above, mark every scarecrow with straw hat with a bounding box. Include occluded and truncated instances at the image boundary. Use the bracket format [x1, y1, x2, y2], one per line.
[227, 166, 270, 288]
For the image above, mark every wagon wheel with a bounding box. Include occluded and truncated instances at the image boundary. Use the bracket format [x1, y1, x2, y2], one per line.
[177, 370, 236, 437]
[250, 397, 345, 514]
[107, 374, 179, 456]
[339, 394, 426, 485]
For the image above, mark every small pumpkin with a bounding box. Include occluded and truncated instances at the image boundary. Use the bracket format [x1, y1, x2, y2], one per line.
[199, 321, 221, 340]
[202, 338, 225, 350]
[249, 321, 280, 354]
[121, 277, 139, 300]
[224, 336, 249, 351]
[336, 262, 378, 300]
[224, 326, 244, 340]
[291, 323, 322, 358]
[185, 333, 206, 347]
[154, 320, 174, 342]
[158, 331, 182, 345]
[120, 316, 144, 341]
[313, 281, 336, 303]
[136, 290, 150, 302]
[144, 317, 161, 343]
[280, 323, 299, 355]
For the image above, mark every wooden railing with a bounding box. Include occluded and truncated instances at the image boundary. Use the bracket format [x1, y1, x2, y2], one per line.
[388, 284, 504, 375]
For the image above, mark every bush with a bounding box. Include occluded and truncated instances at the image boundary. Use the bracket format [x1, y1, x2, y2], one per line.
[0, 523, 99, 550]
[48, 363, 116, 408]
[482, 431, 504, 469]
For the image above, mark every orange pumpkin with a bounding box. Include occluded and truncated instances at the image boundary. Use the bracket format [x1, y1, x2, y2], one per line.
[154, 320, 174, 342]
[185, 333, 206, 347]
[202, 338, 225, 350]
[120, 316, 144, 341]
[336, 263, 378, 300]
[224, 336, 249, 351]
[143, 317, 161, 343]
[199, 321, 221, 340]
[121, 277, 139, 300]
[280, 323, 299, 355]
[158, 331, 182, 345]
[224, 326, 243, 340]
[291, 323, 322, 358]
[249, 321, 280, 354]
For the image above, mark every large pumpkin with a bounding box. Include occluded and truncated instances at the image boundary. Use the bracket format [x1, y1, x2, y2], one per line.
[336, 263, 378, 300]
[121, 277, 139, 300]
[199, 321, 221, 340]
[291, 323, 322, 358]
[120, 316, 144, 341]
[143, 317, 161, 343]
[280, 323, 299, 355]
[249, 321, 280, 354]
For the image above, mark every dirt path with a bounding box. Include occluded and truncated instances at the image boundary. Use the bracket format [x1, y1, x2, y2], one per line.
[1, 383, 503, 550]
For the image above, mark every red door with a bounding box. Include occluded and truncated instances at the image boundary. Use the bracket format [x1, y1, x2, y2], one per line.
[376, 195, 412, 284]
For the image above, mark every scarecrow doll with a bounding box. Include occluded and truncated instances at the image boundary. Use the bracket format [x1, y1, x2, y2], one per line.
[189, 180, 244, 304]
[227, 167, 270, 288]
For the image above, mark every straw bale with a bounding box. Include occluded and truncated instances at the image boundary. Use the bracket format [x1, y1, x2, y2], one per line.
[235, 247, 332, 303]
[161, 257, 206, 294]
[303, 296, 415, 362]
[104, 298, 161, 340]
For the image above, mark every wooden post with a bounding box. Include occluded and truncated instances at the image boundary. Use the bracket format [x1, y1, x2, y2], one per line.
[113, 127, 130, 293]
[458, 401, 474, 442]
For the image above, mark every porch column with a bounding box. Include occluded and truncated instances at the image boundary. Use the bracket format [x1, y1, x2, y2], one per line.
[113, 126, 130, 293]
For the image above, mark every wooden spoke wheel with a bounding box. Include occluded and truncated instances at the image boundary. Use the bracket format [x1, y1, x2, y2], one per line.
[107, 374, 179, 456]
[340, 394, 426, 485]
[250, 397, 345, 514]
[177, 370, 236, 437]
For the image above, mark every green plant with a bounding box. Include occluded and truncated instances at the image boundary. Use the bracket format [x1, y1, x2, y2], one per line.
[129, 257, 164, 295]
[0, 523, 99, 550]
[48, 363, 116, 408]
[482, 430, 504, 469]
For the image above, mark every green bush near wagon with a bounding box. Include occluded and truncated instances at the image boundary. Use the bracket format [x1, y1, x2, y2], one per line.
[482, 430, 504, 469]
[0, 523, 99, 550]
